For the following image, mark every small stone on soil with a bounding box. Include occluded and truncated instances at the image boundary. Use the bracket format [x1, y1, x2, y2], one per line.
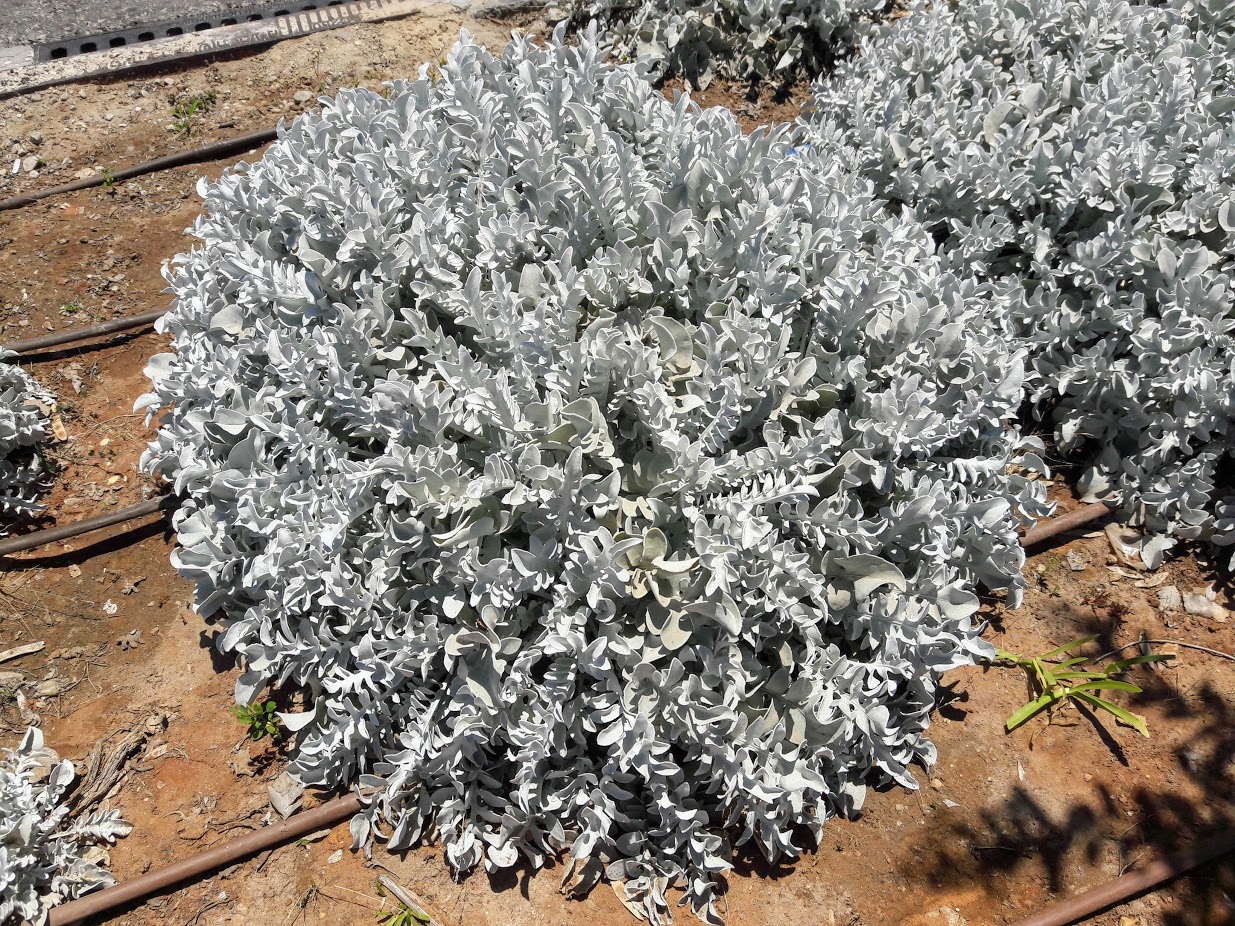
[35, 679, 66, 697]
[1157, 585, 1182, 613]
[1183, 587, 1228, 621]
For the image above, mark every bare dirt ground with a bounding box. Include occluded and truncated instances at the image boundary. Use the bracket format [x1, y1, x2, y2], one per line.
[1, 14, 1232, 926]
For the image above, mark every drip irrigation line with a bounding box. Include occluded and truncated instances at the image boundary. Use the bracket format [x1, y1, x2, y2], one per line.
[0, 491, 1114, 561]
[1097, 640, 1235, 664]
[3, 309, 166, 355]
[0, 128, 276, 212]
[1012, 828, 1235, 926]
[1021, 502, 1112, 549]
[47, 792, 364, 926]
[39, 789, 1235, 926]
[0, 496, 175, 557]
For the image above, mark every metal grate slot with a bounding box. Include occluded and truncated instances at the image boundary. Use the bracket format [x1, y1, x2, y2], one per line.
[34, 0, 352, 63]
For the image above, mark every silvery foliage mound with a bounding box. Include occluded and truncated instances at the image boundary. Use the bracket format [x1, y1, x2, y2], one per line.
[807, 0, 1235, 562]
[0, 356, 53, 526]
[140, 30, 1047, 923]
[0, 728, 131, 926]
[549, 0, 881, 88]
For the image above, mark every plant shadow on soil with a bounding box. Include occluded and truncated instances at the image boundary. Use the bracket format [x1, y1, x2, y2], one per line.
[0, 516, 168, 571]
[906, 668, 1235, 925]
[15, 327, 159, 367]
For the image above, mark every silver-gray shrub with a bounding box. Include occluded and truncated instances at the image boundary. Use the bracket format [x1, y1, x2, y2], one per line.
[550, 0, 882, 88]
[139, 29, 1046, 923]
[0, 358, 53, 527]
[807, 0, 1235, 561]
[0, 728, 131, 926]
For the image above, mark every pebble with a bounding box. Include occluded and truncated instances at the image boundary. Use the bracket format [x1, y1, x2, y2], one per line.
[21, 155, 38, 173]
[930, 777, 943, 790]
[293, 90, 313, 103]
[29, 131, 43, 146]
[1183, 586, 1228, 621]
[1157, 585, 1182, 613]
[0, 671, 25, 691]
[35, 679, 66, 698]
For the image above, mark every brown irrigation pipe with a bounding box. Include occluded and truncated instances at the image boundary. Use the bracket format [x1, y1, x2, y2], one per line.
[0, 493, 1111, 560]
[1021, 502, 1112, 549]
[1013, 828, 1235, 926]
[0, 496, 174, 557]
[3, 309, 166, 355]
[47, 793, 364, 926]
[44, 800, 1235, 926]
[0, 128, 277, 212]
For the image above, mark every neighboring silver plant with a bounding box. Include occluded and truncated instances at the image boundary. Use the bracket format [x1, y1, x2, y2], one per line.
[141, 29, 1045, 924]
[550, 0, 881, 87]
[0, 357, 53, 527]
[0, 728, 131, 926]
[807, 0, 1235, 563]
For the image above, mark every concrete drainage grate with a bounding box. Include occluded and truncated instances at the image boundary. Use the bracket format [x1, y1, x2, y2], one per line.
[34, 0, 353, 62]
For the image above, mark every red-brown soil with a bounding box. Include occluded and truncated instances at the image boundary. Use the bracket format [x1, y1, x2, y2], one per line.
[1, 15, 1231, 926]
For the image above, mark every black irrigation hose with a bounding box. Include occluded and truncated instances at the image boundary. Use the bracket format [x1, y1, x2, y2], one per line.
[0, 496, 175, 557]
[0, 128, 276, 212]
[3, 309, 167, 355]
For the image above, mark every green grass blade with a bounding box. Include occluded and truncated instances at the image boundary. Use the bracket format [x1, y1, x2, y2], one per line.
[1054, 657, 1090, 669]
[1039, 634, 1099, 659]
[1006, 690, 1062, 731]
[1068, 679, 1143, 694]
[1107, 653, 1176, 672]
[1073, 692, 1150, 737]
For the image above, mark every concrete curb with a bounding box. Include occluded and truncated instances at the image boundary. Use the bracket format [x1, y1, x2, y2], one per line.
[0, 0, 469, 99]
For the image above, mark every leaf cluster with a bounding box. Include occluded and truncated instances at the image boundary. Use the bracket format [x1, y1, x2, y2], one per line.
[996, 635, 1174, 736]
[0, 357, 54, 530]
[550, 0, 880, 88]
[229, 700, 282, 741]
[141, 28, 1048, 924]
[0, 728, 132, 926]
[807, 0, 1235, 564]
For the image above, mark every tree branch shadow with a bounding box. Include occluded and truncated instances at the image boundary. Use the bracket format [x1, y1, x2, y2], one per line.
[905, 680, 1235, 924]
